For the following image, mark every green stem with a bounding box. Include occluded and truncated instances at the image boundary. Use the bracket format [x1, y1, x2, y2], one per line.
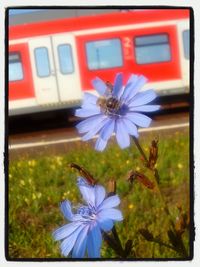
[112, 226, 124, 253]
[105, 180, 126, 258]
[103, 230, 125, 258]
[133, 137, 149, 164]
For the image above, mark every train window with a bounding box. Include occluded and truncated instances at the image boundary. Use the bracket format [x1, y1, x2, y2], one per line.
[57, 44, 74, 74]
[9, 52, 23, 82]
[86, 38, 123, 70]
[34, 47, 50, 77]
[134, 34, 171, 64]
[183, 30, 189, 59]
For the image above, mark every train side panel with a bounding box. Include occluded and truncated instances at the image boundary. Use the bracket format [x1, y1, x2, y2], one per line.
[9, 43, 35, 100]
[76, 22, 188, 95]
[176, 20, 190, 91]
[8, 11, 190, 116]
[9, 34, 83, 115]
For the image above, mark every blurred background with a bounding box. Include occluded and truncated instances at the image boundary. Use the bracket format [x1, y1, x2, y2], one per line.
[8, 8, 191, 259]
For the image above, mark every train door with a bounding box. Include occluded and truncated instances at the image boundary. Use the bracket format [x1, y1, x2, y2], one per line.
[51, 34, 82, 102]
[28, 37, 59, 105]
[29, 35, 82, 105]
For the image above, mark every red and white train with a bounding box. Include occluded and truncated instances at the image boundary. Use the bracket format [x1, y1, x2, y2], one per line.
[8, 9, 190, 116]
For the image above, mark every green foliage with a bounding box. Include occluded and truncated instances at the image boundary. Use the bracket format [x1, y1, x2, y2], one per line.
[8, 129, 190, 258]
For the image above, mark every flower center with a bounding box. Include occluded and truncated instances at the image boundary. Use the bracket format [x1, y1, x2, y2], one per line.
[105, 97, 129, 117]
[103, 97, 122, 116]
[77, 205, 96, 220]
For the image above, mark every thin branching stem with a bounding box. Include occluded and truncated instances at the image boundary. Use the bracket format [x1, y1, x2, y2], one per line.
[132, 137, 188, 258]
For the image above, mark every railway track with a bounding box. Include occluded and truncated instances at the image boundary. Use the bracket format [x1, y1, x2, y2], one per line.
[7, 108, 190, 161]
[8, 102, 190, 135]
[8, 109, 189, 145]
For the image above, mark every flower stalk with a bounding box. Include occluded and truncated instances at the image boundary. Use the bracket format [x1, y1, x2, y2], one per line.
[103, 179, 133, 258]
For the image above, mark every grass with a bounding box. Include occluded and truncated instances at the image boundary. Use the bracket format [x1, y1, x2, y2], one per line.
[8, 128, 190, 259]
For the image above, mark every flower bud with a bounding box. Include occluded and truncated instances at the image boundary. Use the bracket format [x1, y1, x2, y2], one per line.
[107, 179, 116, 196]
[148, 138, 159, 169]
[127, 171, 154, 190]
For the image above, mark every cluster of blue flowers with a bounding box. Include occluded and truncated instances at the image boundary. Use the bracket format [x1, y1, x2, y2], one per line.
[53, 73, 159, 258]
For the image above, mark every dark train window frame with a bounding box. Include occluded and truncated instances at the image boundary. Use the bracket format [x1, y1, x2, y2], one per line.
[182, 29, 190, 60]
[134, 33, 172, 65]
[9, 52, 24, 82]
[57, 44, 74, 75]
[85, 38, 124, 71]
[34, 47, 51, 78]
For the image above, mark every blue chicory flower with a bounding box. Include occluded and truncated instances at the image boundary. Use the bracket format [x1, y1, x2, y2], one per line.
[75, 73, 160, 151]
[53, 177, 123, 258]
